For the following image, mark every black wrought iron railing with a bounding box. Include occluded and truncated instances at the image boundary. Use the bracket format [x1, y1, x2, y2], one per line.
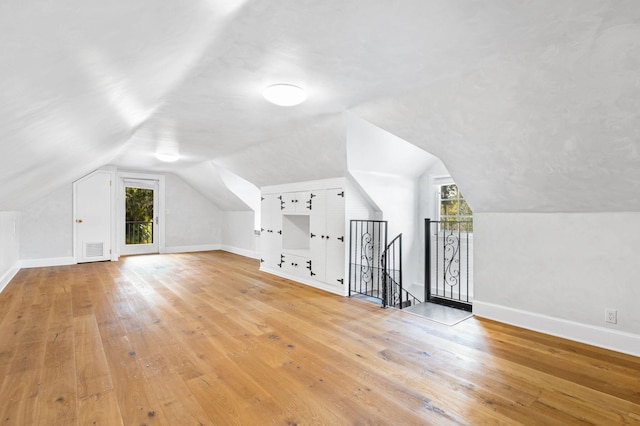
[381, 234, 421, 309]
[126, 221, 154, 245]
[349, 220, 387, 300]
[425, 218, 473, 311]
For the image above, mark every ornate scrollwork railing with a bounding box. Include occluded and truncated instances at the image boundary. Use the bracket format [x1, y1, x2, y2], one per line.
[349, 220, 387, 300]
[425, 218, 473, 311]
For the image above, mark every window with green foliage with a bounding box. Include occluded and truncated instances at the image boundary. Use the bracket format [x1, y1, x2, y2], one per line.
[439, 184, 473, 232]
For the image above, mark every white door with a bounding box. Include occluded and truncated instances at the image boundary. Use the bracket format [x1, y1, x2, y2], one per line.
[74, 170, 112, 263]
[121, 179, 159, 255]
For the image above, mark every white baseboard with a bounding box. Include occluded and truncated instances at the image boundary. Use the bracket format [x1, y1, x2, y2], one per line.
[19, 257, 77, 268]
[161, 244, 221, 254]
[0, 264, 20, 293]
[220, 245, 259, 259]
[260, 266, 346, 296]
[474, 300, 640, 357]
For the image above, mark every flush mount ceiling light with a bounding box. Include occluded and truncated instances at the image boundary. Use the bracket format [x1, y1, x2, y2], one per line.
[263, 84, 307, 106]
[155, 152, 179, 162]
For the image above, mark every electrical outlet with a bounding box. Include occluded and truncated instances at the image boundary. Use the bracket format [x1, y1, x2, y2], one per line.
[605, 309, 617, 324]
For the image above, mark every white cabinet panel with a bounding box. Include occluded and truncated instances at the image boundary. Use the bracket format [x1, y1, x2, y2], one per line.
[309, 189, 327, 281]
[325, 188, 346, 286]
[260, 193, 282, 269]
[281, 253, 311, 277]
[282, 191, 311, 213]
[309, 188, 345, 286]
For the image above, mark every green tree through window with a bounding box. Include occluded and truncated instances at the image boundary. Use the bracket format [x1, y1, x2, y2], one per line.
[125, 187, 154, 244]
[439, 184, 473, 232]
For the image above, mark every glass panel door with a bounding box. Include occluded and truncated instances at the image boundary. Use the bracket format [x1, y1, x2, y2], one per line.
[122, 180, 159, 255]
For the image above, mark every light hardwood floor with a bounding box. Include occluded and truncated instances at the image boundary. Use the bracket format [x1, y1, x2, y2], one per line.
[0, 251, 638, 425]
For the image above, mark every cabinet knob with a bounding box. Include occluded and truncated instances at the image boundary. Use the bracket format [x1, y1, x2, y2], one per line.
[310, 233, 316, 238]
[338, 236, 344, 242]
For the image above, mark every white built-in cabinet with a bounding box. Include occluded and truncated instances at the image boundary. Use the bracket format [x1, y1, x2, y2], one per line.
[260, 179, 346, 294]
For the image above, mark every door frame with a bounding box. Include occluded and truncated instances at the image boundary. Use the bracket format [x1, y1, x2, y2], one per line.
[121, 178, 159, 255]
[116, 171, 166, 258]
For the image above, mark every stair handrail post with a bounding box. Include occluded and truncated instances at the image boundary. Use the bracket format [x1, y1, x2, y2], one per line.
[425, 218, 431, 302]
[398, 233, 403, 309]
[348, 220, 354, 297]
[381, 250, 387, 308]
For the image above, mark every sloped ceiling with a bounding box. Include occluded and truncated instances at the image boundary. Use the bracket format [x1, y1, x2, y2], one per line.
[1, 1, 639, 212]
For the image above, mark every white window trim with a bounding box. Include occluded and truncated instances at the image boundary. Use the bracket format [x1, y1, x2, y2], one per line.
[116, 171, 166, 258]
[434, 178, 473, 236]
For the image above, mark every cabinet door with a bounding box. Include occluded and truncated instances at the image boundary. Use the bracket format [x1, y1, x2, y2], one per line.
[281, 192, 298, 212]
[282, 191, 312, 212]
[260, 193, 282, 269]
[297, 191, 312, 212]
[324, 188, 346, 286]
[281, 253, 311, 278]
[309, 190, 327, 281]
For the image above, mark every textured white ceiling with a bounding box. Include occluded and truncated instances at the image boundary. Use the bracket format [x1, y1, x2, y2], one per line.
[1, 0, 639, 212]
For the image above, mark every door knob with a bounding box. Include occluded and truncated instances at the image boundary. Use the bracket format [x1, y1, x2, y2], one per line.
[76, 219, 83, 223]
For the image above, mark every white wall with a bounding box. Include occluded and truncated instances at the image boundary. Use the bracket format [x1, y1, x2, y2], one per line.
[164, 173, 222, 250]
[0, 211, 19, 292]
[350, 171, 422, 288]
[221, 211, 258, 258]
[474, 212, 640, 356]
[346, 116, 445, 294]
[17, 171, 223, 261]
[19, 185, 73, 260]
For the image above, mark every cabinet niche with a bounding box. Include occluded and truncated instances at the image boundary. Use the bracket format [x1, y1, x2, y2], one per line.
[282, 214, 310, 253]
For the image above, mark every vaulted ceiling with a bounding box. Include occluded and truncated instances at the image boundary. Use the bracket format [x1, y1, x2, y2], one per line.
[1, 0, 639, 212]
